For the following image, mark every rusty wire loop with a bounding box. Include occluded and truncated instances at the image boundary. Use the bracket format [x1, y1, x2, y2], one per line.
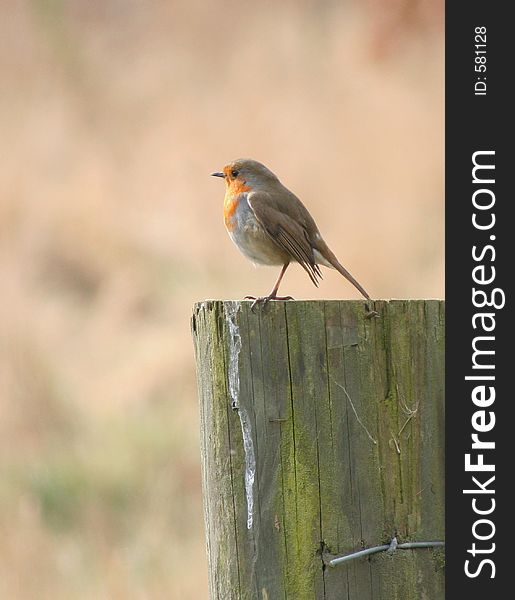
[327, 537, 445, 567]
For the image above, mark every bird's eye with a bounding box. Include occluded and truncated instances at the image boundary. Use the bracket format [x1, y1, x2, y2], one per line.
[231, 170, 239, 178]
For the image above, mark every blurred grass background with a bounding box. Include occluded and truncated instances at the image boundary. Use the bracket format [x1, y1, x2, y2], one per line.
[1, 1, 443, 598]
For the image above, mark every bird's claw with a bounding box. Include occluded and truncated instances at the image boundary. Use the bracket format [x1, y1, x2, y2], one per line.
[244, 294, 295, 312]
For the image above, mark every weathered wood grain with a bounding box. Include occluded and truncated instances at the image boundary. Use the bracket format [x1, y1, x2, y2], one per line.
[191, 300, 445, 600]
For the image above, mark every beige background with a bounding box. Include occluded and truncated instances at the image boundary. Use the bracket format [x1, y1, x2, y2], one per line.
[1, 1, 443, 598]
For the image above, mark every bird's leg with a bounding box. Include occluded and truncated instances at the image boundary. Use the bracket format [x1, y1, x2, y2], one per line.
[267, 262, 292, 299]
[245, 263, 294, 311]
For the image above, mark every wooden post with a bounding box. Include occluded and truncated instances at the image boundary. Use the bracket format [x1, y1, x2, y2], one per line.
[191, 300, 444, 600]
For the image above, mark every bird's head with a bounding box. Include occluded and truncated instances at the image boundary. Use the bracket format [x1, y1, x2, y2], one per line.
[211, 159, 279, 192]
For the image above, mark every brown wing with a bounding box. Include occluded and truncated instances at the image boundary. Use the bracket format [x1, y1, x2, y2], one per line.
[247, 191, 322, 286]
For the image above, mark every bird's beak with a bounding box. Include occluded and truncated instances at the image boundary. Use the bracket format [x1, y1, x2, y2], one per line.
[211, 171, 225, 178]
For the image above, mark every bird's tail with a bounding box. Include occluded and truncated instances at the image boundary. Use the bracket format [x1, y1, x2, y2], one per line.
[315, 241, 371, 300]
[332, 259, 371, 300]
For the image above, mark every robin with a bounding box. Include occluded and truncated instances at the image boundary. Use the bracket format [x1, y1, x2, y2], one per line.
[212, 158, 374, 312]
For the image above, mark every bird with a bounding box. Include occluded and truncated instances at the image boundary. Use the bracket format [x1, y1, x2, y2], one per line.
[211, 158, 373, 311]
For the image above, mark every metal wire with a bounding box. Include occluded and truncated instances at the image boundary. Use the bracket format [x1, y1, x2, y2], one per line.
[328, 539, 445, 567]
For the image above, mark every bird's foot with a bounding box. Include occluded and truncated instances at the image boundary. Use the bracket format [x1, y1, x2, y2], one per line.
[244, 294, 294, 312]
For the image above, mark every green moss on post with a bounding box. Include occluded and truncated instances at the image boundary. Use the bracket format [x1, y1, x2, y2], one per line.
[192, 300, 444, 600]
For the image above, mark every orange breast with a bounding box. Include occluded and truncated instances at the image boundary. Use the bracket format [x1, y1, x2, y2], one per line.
[224, 195, 239, 231]
[230, 179, 251, 195]
[224, 182, 251, 231]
